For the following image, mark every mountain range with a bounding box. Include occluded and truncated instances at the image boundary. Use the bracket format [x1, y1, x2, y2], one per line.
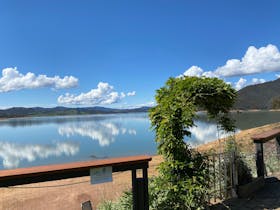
[1, 78, 279, 118]
[234, 78, 280, 110]
[0, 106, 151, 118]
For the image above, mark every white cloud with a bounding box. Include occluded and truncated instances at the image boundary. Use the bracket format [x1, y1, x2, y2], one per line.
[127, 91, 136, 96]
[233, 77, 266, 90]
[188, 121, 237, 147]
[0, 67, 78, 92]
[215, 44, 280, 77]
[202, 71, 219, 78]
[58, 82, 130, 105]
[182, 66, 219, 78]
[251, 78, 266, 85]
[141, 101, 156, 107]
[181, 44, 280, 79]
[0, 141, 79, 169]
[182, 66, 204, 77]
[235, 78, 247, 90]
[121, 101, 156, 109]
[276, 74, 280, 78]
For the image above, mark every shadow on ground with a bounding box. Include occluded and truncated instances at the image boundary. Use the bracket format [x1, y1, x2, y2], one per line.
[210, 177, 280, 210]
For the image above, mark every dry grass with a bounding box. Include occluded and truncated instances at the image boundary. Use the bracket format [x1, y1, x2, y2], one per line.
[197, 121, 280, 154]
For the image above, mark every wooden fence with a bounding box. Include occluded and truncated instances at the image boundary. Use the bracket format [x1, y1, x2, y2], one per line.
[206, 151, 238, 202]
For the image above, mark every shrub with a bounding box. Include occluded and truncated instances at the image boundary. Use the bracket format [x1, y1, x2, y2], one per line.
[98, 191, 133, 210]
[224, 136, 252, 186]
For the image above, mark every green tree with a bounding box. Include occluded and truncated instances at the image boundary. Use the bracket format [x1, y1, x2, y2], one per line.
[271, 96, 280, 109]
[149, 76, 236, 209]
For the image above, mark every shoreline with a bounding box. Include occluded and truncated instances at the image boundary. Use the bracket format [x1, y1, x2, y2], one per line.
[0, 109, 280, 121]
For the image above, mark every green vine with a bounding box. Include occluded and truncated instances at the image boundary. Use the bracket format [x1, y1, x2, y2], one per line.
[149, 76, 236, 209]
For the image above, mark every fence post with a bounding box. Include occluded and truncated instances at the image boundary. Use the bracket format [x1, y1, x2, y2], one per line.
[224, 152, 228, 199]
[218, 153, 222, 199]
[143, 167, 149, 210]
[256, 143, 264, 177]
[213, 154, 216, 202]
[131, 168, 149, 210]
[231, 151, 238, 198]
[132, 169, 138, 210]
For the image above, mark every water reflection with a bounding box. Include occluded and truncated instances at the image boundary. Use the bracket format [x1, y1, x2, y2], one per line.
[0, 113, 148, 127]
[0, 141, 79, 169]
[58, 121, 137, 146]
[0, 111, 275, 170]
[189, 121, 231, 146]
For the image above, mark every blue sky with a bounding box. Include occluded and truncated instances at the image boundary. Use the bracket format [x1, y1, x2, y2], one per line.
[0, 0, 280, 108]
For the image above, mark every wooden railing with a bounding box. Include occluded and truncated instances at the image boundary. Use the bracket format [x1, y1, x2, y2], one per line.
[252, 128, 280, 143]
[0, 155, 152, 210]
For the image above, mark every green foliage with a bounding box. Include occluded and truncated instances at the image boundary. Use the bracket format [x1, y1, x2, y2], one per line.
[224, 135, 238, 153]
[149, 76, 236, 209]
[224, 136, 252, 186]
[98, 200, 116, 210]
[99, 76, 236, 210]
[117, 191, 133, 209]
[236, 156, 253, 185]
[271, 96, 280, 109]
[98, 190, 133, 210]
[149, 152, 210, 209]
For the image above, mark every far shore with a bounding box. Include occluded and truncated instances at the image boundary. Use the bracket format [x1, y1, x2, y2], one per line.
[2, 121, 280, 209]
[0, 108, 280, 121]
[233, 109, 280, 112]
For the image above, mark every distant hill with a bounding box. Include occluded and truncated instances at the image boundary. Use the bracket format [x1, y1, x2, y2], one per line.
[0, 106, 152, 118]
[234, 78, 280, 110]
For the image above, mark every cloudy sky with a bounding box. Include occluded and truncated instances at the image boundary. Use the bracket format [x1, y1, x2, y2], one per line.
[0, 1, 279, 108]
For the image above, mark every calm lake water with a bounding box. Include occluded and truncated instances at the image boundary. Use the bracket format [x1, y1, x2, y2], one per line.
[0, 111, 280, 170]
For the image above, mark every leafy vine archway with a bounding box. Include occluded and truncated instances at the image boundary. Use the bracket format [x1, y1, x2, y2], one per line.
[149, 76, 236, 209]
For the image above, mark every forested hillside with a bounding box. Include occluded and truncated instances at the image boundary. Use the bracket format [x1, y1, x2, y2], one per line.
[234, 78, 280, 110]
[0, 106, 151, 118]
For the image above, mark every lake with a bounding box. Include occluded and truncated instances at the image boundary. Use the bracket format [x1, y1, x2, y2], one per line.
[0, 111, 280, 170]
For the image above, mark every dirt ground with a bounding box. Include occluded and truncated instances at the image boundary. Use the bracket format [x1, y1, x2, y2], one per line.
[1, 122, 280, 210]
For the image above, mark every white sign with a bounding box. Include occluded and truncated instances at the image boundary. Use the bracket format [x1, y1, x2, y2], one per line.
[90, 166, 113, 185]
